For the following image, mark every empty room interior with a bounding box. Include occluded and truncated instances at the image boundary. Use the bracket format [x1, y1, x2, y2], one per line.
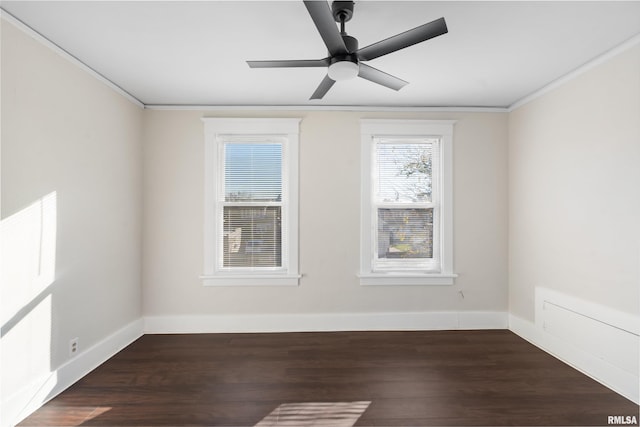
[1, 1, 639, 426]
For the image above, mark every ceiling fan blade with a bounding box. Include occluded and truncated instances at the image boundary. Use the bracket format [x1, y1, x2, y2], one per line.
[310, 75, 336, 100]
[247, 59, 329, 68]
[358, 63, 408, 91]
[356, 17, 448, 61]
[303, 0, 348, 56]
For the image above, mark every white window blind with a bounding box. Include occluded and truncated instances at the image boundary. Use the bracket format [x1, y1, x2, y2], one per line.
[221, 142, 284, 270]
[222, 206, 281, 268]
[376, 141, 435, 204]
[224, 143, 282, 203]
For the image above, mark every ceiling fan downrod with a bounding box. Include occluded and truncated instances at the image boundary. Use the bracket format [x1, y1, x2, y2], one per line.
[331, 1, 358, 54]
[332, 1, 354, 35]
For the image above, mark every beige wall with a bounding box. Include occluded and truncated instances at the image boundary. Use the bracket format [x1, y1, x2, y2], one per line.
[1, 18, 143, 410]
[508, 45, 640, 321]
[142, 110, 508, 316]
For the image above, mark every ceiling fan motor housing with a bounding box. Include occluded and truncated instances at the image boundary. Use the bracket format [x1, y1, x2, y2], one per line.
[341, 34, 358, 53]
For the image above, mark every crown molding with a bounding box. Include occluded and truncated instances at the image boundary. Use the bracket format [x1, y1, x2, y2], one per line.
[144, 104, 509, 112]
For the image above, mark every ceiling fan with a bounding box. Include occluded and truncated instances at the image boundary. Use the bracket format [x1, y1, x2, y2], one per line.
[247, 1, 448, 100]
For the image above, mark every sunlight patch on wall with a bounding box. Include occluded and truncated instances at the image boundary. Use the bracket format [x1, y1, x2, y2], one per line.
[1, 192, 57, 413]
[1, 191, 57, 325]
[1, 295, 54, 402]
[255, 401, 371, 427]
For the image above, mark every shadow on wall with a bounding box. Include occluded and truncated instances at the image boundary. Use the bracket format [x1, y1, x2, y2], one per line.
[1, 191, 58, 426]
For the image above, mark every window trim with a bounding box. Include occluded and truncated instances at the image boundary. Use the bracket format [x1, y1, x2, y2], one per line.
[359, 119, 457, 286]
[201, 118, 301, 286]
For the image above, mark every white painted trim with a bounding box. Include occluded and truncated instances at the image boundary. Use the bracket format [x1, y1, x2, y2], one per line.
[200, 274, 301, 286]
[509, 33, 640, 111]
[148, 105, 509, 113]
[509, 314, 639, 405]
[144, 311, 507, 334]
[535, 287, 639, 335]
[3, 319, 144, 427]
[201, 117, 301, 135]
[458, 311, 508, 330]
[360, 119, 457, 136]
[358, 273, 457, 286]
[0, 10, 144, 109]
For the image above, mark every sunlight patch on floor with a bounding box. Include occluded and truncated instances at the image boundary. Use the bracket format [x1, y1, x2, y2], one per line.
[255, 401, 371, 427]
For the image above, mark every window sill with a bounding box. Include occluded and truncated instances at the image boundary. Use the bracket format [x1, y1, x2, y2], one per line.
[359, 273, 457, 286]
[200, 274, 301, 287]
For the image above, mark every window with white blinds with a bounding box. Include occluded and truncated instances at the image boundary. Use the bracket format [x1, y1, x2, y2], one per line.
[222, 142, 283, 269]
[202, 118, 300, 286]
[360, 120, 456, 285]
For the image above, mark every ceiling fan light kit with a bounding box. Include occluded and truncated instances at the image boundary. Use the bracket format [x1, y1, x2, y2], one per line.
[247, 0, 448, 100]
[328, 58, 359, 81]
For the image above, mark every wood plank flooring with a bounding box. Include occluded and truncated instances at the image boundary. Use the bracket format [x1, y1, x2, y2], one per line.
[18, 330, 639, 426]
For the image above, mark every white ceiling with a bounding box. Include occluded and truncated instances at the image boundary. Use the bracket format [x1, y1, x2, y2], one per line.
[2, 1, 640, 108]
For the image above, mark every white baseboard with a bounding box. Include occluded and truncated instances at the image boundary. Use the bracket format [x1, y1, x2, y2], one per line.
[144, 310, 508, 334]
[509, 290, 640, 404]
[3, 318, 144, 427]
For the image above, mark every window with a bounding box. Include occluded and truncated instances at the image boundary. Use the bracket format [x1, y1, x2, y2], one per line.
[202, 118, 300, 286]
[359, 120, 456, 285]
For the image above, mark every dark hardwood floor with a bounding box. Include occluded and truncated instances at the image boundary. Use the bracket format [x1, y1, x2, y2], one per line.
[18, 330, 639, 426]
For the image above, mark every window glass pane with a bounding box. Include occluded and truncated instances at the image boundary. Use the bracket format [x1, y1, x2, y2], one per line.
[376, 142, 433, 203]
[225, 143, 282, 202]
[377, 208, 433, 259]
[223, 206, 282, 268]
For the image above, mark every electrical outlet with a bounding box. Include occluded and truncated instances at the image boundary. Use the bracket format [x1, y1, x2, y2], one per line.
[69, 337, 79, 357]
